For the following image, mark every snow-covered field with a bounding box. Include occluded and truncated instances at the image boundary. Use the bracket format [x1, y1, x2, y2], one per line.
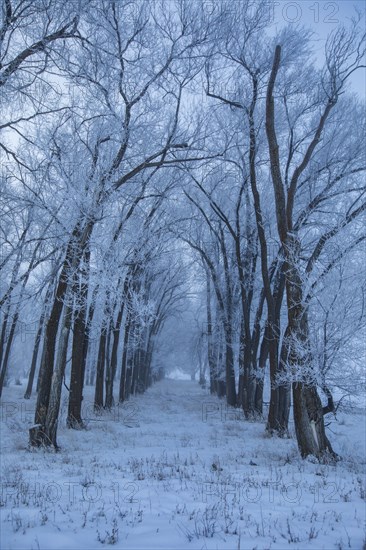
[1, 379, 365, 550]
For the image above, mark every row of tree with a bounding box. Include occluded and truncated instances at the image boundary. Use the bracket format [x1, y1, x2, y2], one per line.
[0, 0, 365, 460]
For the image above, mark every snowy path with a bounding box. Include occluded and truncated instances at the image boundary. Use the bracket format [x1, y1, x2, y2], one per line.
[1, 379, 365, 549]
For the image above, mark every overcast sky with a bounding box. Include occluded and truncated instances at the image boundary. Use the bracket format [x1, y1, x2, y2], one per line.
[271, 0, 366, 97]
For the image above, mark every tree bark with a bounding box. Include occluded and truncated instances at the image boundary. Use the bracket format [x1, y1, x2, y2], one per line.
[67, 311, 88, 427]
[94, 328, 106, 412]
[206, 274, 217, 395]
[286, 243, 336, 458]
[0, 310, 19, 396]
[30, 221, 89, 447]
[67, 249, 90, 427]
[24, 319, 44, 399]
[24, 277, 54, 399]
[44, 303, 72, 448]
[265, 45, 336, 459]
[119, 312, 131, 403]
[105, 300, 124, 409]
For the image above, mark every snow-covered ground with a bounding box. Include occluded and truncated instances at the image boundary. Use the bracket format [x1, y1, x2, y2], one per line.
[1, 379, 365, 549]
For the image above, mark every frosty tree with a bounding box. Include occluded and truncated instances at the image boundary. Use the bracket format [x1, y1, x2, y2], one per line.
[0, 0, 364, 461]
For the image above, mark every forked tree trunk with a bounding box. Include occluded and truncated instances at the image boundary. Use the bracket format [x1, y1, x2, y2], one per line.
[245, 69, 282, 430]
[266, 44, 336, 460]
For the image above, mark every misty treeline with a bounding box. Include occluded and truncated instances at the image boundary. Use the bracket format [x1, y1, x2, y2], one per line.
[0, 0, 365, 460]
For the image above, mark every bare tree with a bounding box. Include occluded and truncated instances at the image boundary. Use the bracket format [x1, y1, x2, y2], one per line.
[265, 20, 365, 459]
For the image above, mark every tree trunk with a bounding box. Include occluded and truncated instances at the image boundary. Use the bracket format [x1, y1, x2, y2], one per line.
[275, 324, 291, 434]
[94, 328, 106, 412]
[144, 330, 154, 390]
[265, 45, 336, 459]
[266, 320, 281, 433]
[1, 243, 43, 397]
[119, 313, 131, 403]
[103, 324, 113, 404]
[0, 310, 19, 397]
[137, 327, 150, 393]
[105, 296, 125, 409]
[24, 278, 54, 399]
[30, 290, 66, 446]
[44, 303, 72, 448]
[225, 335, 237, 406]
[235, 238, 254, 415]
[0, 309, 10, 381]
[241, 318, 254, 417]
[36, 335, 47, 394]
[30, 222, 87, 447]
[255, 324, 270, 414]
[0, 240, 25, 370]
[215, 332, 226, 398]
[286, 242, 336, 459]
[237, 321, 245, 411]
[206, 274, 216, 395]
[132, 338, 141, 394]
[67, 249, 90, 428]
[125, 330, 135, 399]
[67, 309, 88, 427]
[24, 319, 44, 399]
[220, 230, 237, 407]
